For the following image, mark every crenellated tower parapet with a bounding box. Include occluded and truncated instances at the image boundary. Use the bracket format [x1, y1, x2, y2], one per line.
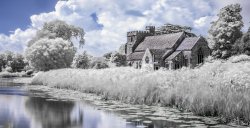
[126, 26, 155, 55]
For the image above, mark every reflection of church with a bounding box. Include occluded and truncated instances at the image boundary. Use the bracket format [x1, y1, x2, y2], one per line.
[125, 26, 211, 70]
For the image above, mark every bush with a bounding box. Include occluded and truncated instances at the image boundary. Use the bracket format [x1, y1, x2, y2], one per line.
[109, 52, 126, 67]
[89, 57, 109, 69]
[71, 52, 91, 69]
[228, 54, 250, 63]
[26, 69, 34, 76]
[5, 66, 13, 73]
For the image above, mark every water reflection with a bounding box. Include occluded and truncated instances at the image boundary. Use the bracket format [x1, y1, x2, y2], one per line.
[25, 97, 82, 128]
[0, 94, 30, 128]
[0, 78, 24, 86]
[0, 87, 141, 128]
[0, 85, 230, 128]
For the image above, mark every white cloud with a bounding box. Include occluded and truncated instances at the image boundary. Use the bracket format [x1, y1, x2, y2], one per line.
[194, 16, 214, 29]
[0, 28, 36, 52]
[1, 0, 250, 56]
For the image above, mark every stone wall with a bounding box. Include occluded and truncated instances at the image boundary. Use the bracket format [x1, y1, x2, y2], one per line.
[190, 38, 211, 68]
[126, 31, 151, 55]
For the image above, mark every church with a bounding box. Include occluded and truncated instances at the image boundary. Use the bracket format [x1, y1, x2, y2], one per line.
[125, 26, 211, 70]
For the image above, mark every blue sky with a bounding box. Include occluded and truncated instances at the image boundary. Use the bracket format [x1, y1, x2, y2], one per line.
[0, 0, 57, 35]
[0, 0, 250, 56]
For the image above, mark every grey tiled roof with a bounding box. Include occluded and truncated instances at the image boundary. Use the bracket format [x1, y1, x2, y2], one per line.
[176, 37, 200, 51]
[166, 51, 182, 60]
[127, 33, 202, 61]
[127, 52, 145, 61]
[135, 32, 184, 51]
[149, 49, 165, 60]
[162, 49, 173, 60]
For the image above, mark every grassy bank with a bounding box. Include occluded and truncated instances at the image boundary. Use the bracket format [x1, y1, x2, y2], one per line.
[0, 71, 27, 78]
[31, 55, 250, 124]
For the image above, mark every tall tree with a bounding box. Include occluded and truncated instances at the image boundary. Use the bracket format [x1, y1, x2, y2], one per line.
[0, 51, 14, 70]
[10, 53, 26, 72]
[233, 26, 250, 55]
[156, 23, 196, 37]
[28, 20, 85, 48]
[208, 4, 243, 59]
[25, 20, 85, 71]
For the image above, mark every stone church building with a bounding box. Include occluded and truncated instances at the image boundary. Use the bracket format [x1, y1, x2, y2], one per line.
[125, 26, 211, 70]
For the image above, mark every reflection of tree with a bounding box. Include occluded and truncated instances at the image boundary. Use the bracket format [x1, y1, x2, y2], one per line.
[25, 97, 83, 128]
[125, 118, 183, 128]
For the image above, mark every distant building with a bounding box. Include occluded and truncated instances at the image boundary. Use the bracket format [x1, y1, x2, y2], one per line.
[125, 26, 211, 70]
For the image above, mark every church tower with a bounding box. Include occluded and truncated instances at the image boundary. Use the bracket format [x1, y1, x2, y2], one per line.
[126, 26, 155, 55]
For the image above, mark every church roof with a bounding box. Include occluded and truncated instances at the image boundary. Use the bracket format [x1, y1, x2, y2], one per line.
[166, 51, 182, 60]
[176, 37, 200, 51]
[127, 52, 144, 61]
[135, 32, 184, 51]
[127, 33, 205, 62]
[149, 49, 166, 60]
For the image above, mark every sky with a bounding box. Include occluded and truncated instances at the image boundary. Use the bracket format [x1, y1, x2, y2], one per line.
[0, 0, 250, 56]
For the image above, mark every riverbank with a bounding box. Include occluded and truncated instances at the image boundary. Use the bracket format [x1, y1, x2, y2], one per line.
[30, 55, 250, 125]
[24, 85, 244, 127]
[0, 71, 25, 78]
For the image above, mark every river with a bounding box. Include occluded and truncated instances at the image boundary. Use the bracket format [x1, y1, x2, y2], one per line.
[0, 78, 240, 128]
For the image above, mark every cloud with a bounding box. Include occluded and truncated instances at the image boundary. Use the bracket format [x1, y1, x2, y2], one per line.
[1, 0, 250, 56]
[0, 28, 36, 52]
[193, 16, 217, 32]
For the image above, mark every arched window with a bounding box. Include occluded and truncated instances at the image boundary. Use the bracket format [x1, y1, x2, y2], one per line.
[184, 57, 188, 67]
[174, 62, 180, 69]
[197, 48, 204, 64]
[145, 56, 149, 64]
[139, 61, 142, 68]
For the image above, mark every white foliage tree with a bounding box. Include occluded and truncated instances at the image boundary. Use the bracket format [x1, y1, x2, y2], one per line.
[10, 53, 26, 72]
[233, 27, 250, 55]
[118, 43, 126, 55]
[0, 51, 26, 72]
[25, 38, 76, 71]
[109, 52, 127, 67]
[25, 20, 85, 71]
[208, 4, 243, 59]
[89, 57, 109, 69]
[156, 23, 196, 37]
[28, 20, 85, 47]
[71, 51, 91, 69]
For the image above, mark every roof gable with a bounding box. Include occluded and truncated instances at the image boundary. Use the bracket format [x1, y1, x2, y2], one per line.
[142, 48, 154, 63]
[135, 32, 184, 51]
